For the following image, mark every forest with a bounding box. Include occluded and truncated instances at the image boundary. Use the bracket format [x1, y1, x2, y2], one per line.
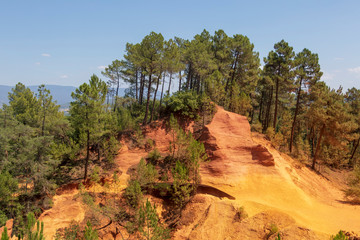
[1, 29, 360, 239]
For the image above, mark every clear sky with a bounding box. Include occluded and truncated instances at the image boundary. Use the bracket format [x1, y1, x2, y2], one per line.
[0, 0, 359, 90]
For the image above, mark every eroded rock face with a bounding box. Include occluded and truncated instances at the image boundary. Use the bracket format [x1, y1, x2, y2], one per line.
[251, 144, 275, 166]
[199, 106, 275, 180]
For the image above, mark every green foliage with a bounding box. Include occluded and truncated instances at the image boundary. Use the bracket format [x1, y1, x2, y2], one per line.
[171, 161, 193, 208]
[137, 199, 170, 240]
[54, 221, 81, 240]
[70, 74, 110, 179]
[251, 120, 262, 132]
[266, 223, 279, 239]
[116, 105, 137, 130]
[125, 180, 143, 208]
[164, 91, 200, 119]
[147, 149, 162, 165]
[265, 127, 275, 141]
[234, 206, 248, 222]
[331, 230, 348, 240]
[55, 221, 98, 240]
[0, 211, 7, 228]
[345, 165, 360, 200]
[1, 227, 9, 240]
[83, 221, 98, 240]
[18, 212, 45, 240]
[136, 158, 158, 187]
[0, 171, 18, 211]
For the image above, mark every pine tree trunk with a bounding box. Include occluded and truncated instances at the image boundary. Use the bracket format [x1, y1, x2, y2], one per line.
[143, 73, 152, 125]
[168, 72, 172, 95]
[178, 70, 182, 91]
[264, 87, 273, 131]
[186, 64, 192, 90]
[350, 138, 360, 163]
[289, 79, 302, 153]
[225, 52, 238, 92]
[159, 72, 166, 112]
[114, 77, 120, 112]
[42, 112, 45, 136]
[258, 91, 264, 123]
[139, 73, 144, 104]
[150, 74, 161, 123]
[313, 124, 325, 170]
[135, 70, 138, 100]
[273, 77, 279, 129]
[84, 130, 90, 180]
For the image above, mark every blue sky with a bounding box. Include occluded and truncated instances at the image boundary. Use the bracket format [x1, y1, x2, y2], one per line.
[0, 0, 359, 90]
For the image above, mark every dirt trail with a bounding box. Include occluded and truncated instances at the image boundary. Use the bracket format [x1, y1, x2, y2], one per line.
[196, 106, 360, 238]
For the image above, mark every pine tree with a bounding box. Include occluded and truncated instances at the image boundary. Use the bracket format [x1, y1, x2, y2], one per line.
[139, 32, 164, 125]
[70, 74, 108, 180]
[263, 40, 295, 130]
[101, 60, 125, 111]
[137, 199, 170, 240]
[289, 49, 322, 153]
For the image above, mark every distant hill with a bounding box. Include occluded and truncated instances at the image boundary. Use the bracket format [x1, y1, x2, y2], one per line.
[0, 85, 127, 109]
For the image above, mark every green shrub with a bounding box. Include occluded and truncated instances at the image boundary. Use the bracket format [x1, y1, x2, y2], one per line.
[54, 221, 81, 240]
[1, 227, 9, 240]
[125, 180, 143, 208]
[83, 221, 98, 240]
[265, 127, 275, 141]
[136, 158, 158, 187]
[19, 212, 45, 240]
[0, 211, 7, 227]
[331, 230, 348, 240]
[345, 165, 360, 201]
[266, 223, 278, 239]
[137, 199, 170, 240]
[164, 91, 200, 119]
[147, 149, 162, 165]
[251, 121, 262, 133]
[234, 206, 248, 222]
[171, 161, 193, 209]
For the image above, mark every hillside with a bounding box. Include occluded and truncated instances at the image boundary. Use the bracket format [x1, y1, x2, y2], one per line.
[28, 105, 360, 239]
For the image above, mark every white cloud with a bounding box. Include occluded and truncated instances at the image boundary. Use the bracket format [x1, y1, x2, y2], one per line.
[60, 75, 68, 79]
[97, 65, 106, 70]
[334, 57, 344, 61]
[41, 53, 51, 57]
[35, 62, 41, 65]
[321, 72, 334, 81]
[348, 66, 360, 74]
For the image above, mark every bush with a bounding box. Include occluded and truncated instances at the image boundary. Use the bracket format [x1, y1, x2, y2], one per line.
[125, 180, 143, 208]
[147, 149, 162, 165]
[234, 206, 248, 222]
[265, 127, 275, 141]
[251, 121, 262, 133]
[83, 221, 98, 240]
[171, 161, 193, 209]
[0, 210, 7, 227]
[164, 91, 200, 119]
[331, 230, 348, 240]
[345, 165, 360, 201]
[137, 199, 170, 240]
[54, 221, 81, 240]
[136, 159, 158, 187]
[266, 223, 278, 239]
